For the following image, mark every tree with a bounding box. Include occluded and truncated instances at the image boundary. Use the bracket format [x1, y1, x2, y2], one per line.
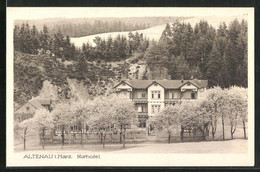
[153, 105, 180, 143]
[39, 80, 59, 100]
[31, 25, 40, 54]
[108, 94, 138, 148]
[206, 22, 228, 87]
[227, 86, 248, 139]
[39, 25, 50, 54]
[14, 118, 35, 150]
[14, 25, 21, 51]
[195, 100, 211, 140]
[70, 101, 93, 148]
[89, 97, 115, 148]
[66, 78, 90, 102]
[52, 102, 72, 148]
[53, 29, 66, 58]
[175, 101, 207, 141]
[33, 109, 54, 149]
[168, 55, 191, 80]
[201, 87, 227, 140]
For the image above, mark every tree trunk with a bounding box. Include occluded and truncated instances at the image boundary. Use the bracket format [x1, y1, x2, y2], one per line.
[42, 129, 45, 150]
[61, 126, 65, 149]
[120, 124, 122, 144]
[100, 133, 103, 145]
[188, 129, 191, 141]
[50, 130, 54, 144]
[202, 128, 205, 141]
[23, 129, 26, 150]
[168, 134, 171, 144]
[81, 127, 83, 149]
[205, 125, 209, 140]
[231, 124, 233, 139]
[243, 121, 247, 139]
[222, 114, 225, 141]
[123, 128, 126, 148]
[68, 125, 71, 145]
[103, 134, 106, 148]
[231, 122, 236, 140]
[180, 127, 184, 142]
[24, 137, 26, 150]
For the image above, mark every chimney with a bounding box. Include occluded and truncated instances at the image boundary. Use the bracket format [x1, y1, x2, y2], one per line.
[191, 75, 194, 80]
[181, 76, 184, 83]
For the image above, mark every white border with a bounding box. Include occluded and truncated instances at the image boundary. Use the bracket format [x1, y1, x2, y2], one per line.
[6, 7, 255, 167]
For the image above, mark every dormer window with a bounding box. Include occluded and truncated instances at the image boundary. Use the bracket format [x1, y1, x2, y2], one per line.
[152, 91, 161, 99]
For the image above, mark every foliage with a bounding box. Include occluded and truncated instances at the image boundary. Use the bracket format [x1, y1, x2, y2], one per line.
[39, 80, 59, 100]
[226, 86, 248, 139]
[14, 17, 182, 37]
[106, 94, 138, 148]
[153, 105, 179, 143]
[33, 109, 54, 149]
[158, 19, 247, 88]
[14, 118, 35, 150]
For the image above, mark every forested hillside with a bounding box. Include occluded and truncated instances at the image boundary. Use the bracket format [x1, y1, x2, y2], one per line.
[14, 17, 184, 37]
[13, 17, 248, 107]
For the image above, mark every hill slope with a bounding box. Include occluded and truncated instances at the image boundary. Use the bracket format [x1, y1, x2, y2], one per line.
[71, 15, 248, 47]
[14, 51, 159, 106]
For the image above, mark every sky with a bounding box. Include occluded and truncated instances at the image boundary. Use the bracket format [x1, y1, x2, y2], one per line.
[7, 7, 251, 20]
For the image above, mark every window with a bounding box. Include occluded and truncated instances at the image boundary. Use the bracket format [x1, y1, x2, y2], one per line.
[191, 92, 196, 99]
[138, 106, 142, 112]
[173, 92, 177, 99]
[139, 121, 146, 128]
[141, 106, 144, 112]
[187, 83, 191, 86]
[26, 107, 30, 111]
[169, 92, 173, 99]
[141, 92, 146, 98]
[151, 105, 161, 114]
[151, 91, 161, 99]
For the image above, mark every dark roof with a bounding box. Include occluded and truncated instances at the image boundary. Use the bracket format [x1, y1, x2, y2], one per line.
[115, 79, 208, 89]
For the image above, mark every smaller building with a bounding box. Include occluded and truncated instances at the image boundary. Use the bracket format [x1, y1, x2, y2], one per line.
[14, 96, 52, 121]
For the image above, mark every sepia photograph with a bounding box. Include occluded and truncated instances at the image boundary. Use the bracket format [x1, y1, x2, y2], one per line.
[6, 7, 254, 166]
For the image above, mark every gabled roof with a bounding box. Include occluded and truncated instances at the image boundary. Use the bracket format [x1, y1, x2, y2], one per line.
[14, 96, 51, 112]
[29, 98, 45, 109]
[113, 80, 133, 88]
[114, 79, 208, 89]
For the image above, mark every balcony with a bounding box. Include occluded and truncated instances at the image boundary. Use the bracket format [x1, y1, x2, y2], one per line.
[138, 112, 148, 118]
[132, 98, 148, 103]
[164, 98, 181, 103]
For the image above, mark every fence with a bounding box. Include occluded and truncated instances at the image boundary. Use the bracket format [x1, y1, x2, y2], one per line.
[45, 130, 147, 144]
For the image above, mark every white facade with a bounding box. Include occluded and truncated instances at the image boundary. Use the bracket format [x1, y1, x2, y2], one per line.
[147, 83, 165, 116]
